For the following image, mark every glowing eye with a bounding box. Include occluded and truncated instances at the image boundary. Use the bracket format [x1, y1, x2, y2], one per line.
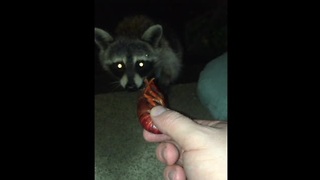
[139, 62, 144, 67]
[117, 63, 123, 69]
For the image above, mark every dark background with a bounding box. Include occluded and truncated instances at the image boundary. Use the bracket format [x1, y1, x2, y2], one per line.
[95, 0, 227, 94]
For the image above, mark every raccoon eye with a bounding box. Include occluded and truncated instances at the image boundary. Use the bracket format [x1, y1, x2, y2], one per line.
[138, 62, 144, 68]
[109, 62, 125, 78]
[112, 62, 125, 70]
[136, 61, 148, 69]
[136, 60, 153, 77]
[117, 63, 123, 69]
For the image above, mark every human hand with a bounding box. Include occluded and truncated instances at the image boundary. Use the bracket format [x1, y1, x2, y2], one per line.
[143, 106, 227, 180]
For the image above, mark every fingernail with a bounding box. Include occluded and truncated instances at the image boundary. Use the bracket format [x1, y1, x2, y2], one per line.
[150, 106, 166, 117]
[168, 170, 175, 180]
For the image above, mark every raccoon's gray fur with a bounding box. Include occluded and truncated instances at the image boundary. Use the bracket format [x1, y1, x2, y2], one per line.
[95, 15, 183, 91]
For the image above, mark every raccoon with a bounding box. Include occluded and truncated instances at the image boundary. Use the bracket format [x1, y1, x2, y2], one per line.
[94, 15, 183, 92]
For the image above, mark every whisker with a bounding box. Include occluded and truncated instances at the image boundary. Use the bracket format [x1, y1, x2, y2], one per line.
[108, 80, 123, 93]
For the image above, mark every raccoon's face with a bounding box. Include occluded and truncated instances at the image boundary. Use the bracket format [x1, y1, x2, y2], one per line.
[95, 24, 163, 91]
[102, 40, 156, 91]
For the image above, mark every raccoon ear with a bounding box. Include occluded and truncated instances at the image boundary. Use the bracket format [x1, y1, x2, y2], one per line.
[95, 28, 114, 50]
[141, 25, 163, 47]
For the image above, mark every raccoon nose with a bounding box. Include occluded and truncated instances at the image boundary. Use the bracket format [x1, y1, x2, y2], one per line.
[125, 83, 138, 91]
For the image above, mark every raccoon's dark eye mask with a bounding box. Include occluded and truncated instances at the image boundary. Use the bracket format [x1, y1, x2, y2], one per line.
[109, 62, 126, 77]
[135, 60, 154, 77]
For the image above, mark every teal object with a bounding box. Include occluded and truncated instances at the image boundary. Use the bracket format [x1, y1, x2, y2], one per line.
[197, 52, 227, 121]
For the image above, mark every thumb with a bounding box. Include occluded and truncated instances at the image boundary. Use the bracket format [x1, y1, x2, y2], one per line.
[150, 106, 198, 147]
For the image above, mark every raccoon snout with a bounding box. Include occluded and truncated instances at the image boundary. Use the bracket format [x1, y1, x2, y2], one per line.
[125, 82, 138, 92]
